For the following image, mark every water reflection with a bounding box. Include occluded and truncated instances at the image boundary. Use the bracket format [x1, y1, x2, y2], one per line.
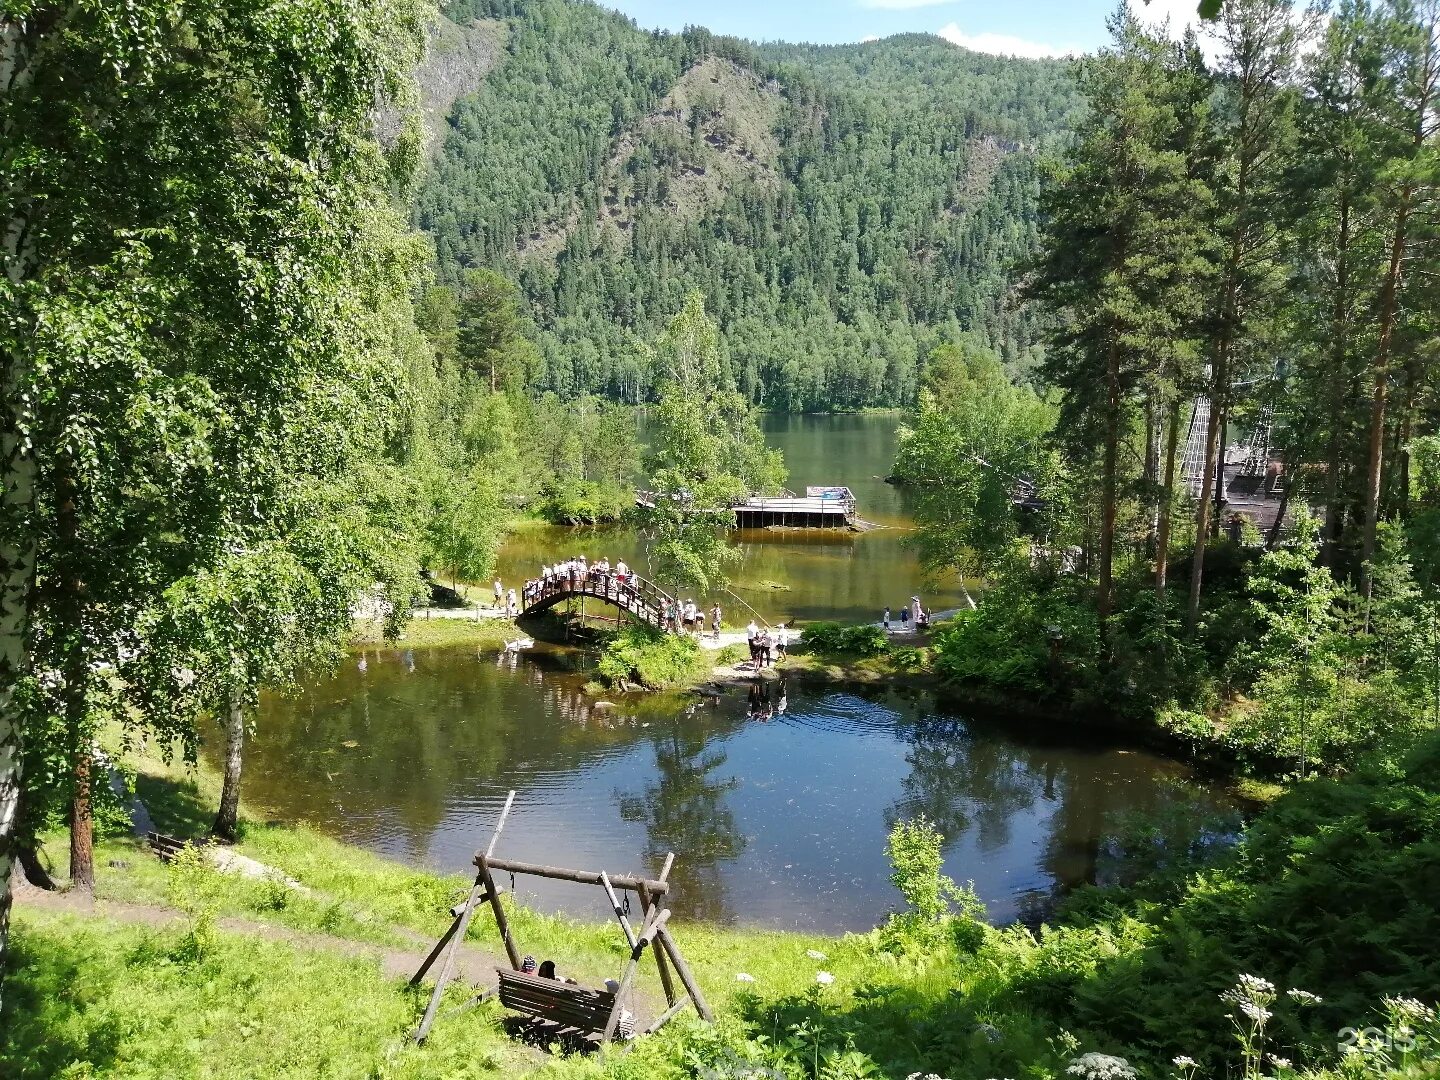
[616, 706, 746, 923]
[229, 649, 1243, 931]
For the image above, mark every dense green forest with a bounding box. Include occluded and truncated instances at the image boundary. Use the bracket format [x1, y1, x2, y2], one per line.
[415, 0, 1082, 409]
[6, 0, 1440, 1077]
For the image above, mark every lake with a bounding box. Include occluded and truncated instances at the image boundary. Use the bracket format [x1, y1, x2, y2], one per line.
[493, 412, 976, 625]
[236, 413, 1241, 932]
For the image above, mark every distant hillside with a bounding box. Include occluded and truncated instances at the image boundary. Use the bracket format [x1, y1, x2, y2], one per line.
[415, 0, 1082, 410]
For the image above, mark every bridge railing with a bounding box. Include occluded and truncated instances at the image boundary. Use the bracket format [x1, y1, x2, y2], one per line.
[520, 566, 678, 632]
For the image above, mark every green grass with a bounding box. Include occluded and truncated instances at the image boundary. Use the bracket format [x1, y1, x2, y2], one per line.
[2, 911, 531, 1080]
[354, 613, 524, 651]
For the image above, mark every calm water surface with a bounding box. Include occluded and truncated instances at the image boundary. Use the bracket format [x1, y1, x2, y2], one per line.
[233, 414, 1240, 932]
[237, 648, 1239, 931]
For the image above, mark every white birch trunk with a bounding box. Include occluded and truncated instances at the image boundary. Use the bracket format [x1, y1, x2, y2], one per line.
[213, 691, 246, 841]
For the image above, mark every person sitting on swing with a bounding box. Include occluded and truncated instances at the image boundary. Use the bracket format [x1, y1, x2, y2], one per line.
[538, 959, 578, 985]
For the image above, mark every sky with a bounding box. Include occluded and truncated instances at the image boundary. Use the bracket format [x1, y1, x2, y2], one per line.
[601, 0, 1209, 60]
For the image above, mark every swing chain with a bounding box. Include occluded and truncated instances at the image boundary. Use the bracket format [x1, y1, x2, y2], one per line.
[510, 872, 516, 893]
[622, 893, 631, 916]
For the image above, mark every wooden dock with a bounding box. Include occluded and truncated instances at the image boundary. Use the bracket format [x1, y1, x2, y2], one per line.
[636, 486, 859, 530]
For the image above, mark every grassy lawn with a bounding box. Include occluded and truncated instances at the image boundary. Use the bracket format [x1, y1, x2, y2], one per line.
[360, 614, 526, 651]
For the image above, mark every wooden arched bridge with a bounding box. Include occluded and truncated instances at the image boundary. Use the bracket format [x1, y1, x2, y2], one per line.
[520, 564, 678, 632]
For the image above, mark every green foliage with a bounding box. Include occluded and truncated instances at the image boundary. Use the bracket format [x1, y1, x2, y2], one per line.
[2, 0, 435, 906]
[882, 817, 988, 954]
[639, 294, 785, 593]
[596, 625, 710, 690]
[800, 622, 890, 658]
[715, 643, 746, 666]
[419, 1, 1081, 408]
[933, 572, 1103, 698]
[165, 845, 225, 963]
[895, 342, 1061, 578]
[529, 393, 641, 524]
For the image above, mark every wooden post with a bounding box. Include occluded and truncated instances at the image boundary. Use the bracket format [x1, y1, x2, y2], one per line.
[655, 924, 713, 1022]
[602, 906, 670, 1043]
[413, 873, 486, 1044]
[642, 852, 678, 1006]
[479, 857, 522, 970]
[412, 791, 517, 1044]
[477, 856, 669, 896]
[411, 898, 466, 984]
[600, 871, 638, 951]
[638, 882, 676, 1006]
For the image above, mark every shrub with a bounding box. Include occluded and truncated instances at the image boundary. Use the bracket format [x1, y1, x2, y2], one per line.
[715, 643, 745, 666]
[802, 621, 889, 657]
[932, 574, 1102, 698]
[883, 817, 988, 954]
[597, 624, 709, 689]
[166, 844, 225, 962]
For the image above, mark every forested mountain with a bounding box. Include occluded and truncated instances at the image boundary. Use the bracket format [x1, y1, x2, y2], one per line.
[414, 0, 1082, 410]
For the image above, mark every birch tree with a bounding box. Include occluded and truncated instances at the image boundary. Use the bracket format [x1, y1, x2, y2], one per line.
[0, 0, 429, 997]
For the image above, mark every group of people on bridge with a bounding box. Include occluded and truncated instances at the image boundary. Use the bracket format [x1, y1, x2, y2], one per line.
[519, 556, 637, 610]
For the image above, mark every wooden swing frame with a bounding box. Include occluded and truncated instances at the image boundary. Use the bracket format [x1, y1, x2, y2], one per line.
[411, 791, 714, 1046]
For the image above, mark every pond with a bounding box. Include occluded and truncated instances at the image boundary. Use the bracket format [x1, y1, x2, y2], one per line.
[237, 646, 1241, 932]
[233, 412, 1241, 933]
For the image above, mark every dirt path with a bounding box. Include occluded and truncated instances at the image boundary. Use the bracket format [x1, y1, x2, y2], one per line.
[12, 877, 508, 988]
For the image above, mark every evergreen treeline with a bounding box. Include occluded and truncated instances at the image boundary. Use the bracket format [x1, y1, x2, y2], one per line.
[415, 0, 1082, 410]
[904, 0, 1440, 773]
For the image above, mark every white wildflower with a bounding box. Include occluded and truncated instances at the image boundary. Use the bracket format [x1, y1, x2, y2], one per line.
[1233, 1001, 1272, 1024]
[1172, 1056, 1198, 1068]
[1237, 974, 1276, 996]
[1385, 997, 1437, 1025]
[806, 949, 827, 961]
[1269, 1056, 1291, 1070]
[734, 972, 755, 983]
[815, 970, 835, 985]
[1066, 1052, 1138, 1080]
[1286, 989, 1322, 1006]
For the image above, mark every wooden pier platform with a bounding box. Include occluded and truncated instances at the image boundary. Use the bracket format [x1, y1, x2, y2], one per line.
[636, 486, 858, 530]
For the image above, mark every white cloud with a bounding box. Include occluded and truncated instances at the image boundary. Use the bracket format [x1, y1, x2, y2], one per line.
[860, 34, 882, 42]
[1125, 0, 1223, 59]
[858, 0, 957, 8]
[936, 22, 1080, 59]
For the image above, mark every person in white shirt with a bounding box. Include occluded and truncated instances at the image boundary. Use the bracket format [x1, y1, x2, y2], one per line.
[777, 623, 789, 658]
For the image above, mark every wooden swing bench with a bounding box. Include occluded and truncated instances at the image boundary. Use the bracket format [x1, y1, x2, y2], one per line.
[496, 968, 616, 1032]
[410, 791, 713, 1048]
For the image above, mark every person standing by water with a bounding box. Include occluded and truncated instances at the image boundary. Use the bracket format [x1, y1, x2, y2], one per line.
[710, 603, 722, 640]
[746, 620, 759, 666]
[899, 604, 909, 630]
[912, 596, 923, 626]
[777, 623, 789, 659]
[494, 579, 504, 610]
[882, 606, 890, 632]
